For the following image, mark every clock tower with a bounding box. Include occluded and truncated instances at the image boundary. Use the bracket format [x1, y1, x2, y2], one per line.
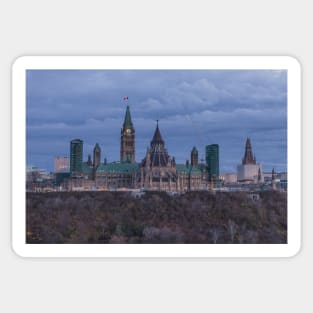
[120, 105, 135, 163]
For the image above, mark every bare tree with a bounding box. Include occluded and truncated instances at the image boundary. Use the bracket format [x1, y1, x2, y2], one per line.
[228, 219, 238, 243]
[237, 223, 246, 244]
[210, 227, 221, 244]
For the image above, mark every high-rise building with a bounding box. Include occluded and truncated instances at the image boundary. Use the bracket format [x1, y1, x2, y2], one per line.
[191, 146, 199, 168]
[54, 156, 70, 172]
[70, 139, 83, 176]
[205, 144, 219, 182]
[120, 105, 135, 163]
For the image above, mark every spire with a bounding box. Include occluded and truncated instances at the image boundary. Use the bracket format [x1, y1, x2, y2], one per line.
[258, 167, 262, 182]
[271, 168, 276, 190]
[123, 105, 133, 129]
[151, 120, 164, 146]
[242, 137, 256, 165]
[272, 168, 275, 180]
[87, 154, 92, 166]
[145, 121, 170, 167]
[172, 157, 176, 166]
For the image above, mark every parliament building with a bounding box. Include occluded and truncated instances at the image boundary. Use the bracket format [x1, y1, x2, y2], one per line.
[67, 105, 210, 191]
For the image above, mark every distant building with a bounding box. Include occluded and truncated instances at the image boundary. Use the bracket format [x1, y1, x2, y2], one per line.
[26, 166, 54, 191]
[263, 171, 273, 183]
[237, 138, 263, 183]
[26, 166, 49, 181]
[277, 172, 287, 181]
[205, 144, 219, 184]
[222, 173, 237, 183]
[70, 139, 83, 176]
[261, 170, 287, 191]
[54, 156, 70, 172]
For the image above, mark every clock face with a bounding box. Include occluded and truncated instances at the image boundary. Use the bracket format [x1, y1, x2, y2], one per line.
[126, 128, 131, 134]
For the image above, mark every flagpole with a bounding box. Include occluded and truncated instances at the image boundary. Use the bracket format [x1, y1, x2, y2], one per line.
[123, 96, 129, 106]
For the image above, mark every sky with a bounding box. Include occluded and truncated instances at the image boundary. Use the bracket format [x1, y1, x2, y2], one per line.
[26, 69, 287, 173]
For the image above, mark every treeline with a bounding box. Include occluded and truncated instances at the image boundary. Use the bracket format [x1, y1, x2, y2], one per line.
[26, 190, 287, 244]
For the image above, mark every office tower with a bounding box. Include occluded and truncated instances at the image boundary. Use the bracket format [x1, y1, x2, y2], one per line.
[70, 139, 83, 176]
[206, 144, 219, 182]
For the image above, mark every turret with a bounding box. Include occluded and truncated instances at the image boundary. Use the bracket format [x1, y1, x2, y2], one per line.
[258, 167, 262, 183]
[271, 168, 276, 190]
[87, 154, 92, 166]
[191, 146, 199, 168]
[93, 143, 101, 169]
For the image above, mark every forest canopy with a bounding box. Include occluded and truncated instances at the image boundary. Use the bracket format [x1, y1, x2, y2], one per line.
[26, 190, 287, 244]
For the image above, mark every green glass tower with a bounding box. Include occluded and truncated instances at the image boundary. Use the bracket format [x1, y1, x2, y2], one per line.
[205, 144, 219, 182]
[70, 139, 83, 176]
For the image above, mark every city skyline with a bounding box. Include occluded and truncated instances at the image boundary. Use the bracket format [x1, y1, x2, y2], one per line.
[26, 69, 287, 173]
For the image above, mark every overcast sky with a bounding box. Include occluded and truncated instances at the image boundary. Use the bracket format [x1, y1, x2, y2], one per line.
[26, 69, 287, 173]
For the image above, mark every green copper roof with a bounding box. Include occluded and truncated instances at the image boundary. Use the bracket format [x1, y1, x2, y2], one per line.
[176, 164, 202, 175]
[97, 162, 139, 174]
[123, 105, 133, 128]
[198, 163, 207, 171]
[82, 162, 93, 174]
[94, 143, 101, 151]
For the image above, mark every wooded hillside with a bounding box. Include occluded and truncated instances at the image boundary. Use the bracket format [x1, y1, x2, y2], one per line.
[26, 190, 287, 244]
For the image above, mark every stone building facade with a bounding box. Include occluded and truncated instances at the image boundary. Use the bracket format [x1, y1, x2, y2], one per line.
[66, 105, 209, 191]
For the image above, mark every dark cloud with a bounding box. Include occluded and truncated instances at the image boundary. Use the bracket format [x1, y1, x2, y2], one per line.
[26, 69, 287, 173]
